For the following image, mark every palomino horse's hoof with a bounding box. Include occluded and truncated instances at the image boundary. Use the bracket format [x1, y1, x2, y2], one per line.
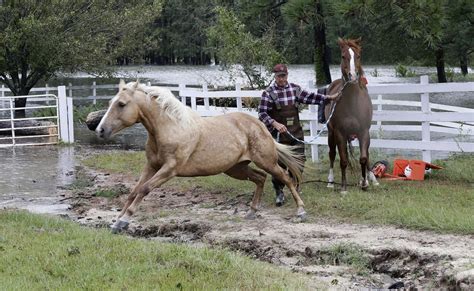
[111, 219, 129, 234]
[295, 207, 307, 222]
[244, 209, 257, 220]
[327, 182, 334, 188]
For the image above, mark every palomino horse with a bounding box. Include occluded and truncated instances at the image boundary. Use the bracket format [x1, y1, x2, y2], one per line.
[96, 80, 306, 232]
[325, 38, 378, 193]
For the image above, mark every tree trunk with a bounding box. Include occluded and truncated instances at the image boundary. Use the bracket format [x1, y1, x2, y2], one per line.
[435, 47, 447, 83]
[313, 2, 331, 86]
[460, 53, 468, 76]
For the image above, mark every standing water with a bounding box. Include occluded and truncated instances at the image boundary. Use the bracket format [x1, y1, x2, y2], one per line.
[0, 146, 76, 214]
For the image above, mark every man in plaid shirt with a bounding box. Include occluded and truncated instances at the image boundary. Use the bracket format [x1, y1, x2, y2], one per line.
[258, 64, 339, 206]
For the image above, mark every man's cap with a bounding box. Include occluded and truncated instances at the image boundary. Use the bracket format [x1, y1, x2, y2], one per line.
[273, 64, 288, 76]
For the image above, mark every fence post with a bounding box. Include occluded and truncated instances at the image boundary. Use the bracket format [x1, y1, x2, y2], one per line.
[202, 84, 209, 110]
[377, 94, 383, 138]
[309, 104, 319, 162]
[308, 81, 318, 161]
[68, 83, 73, 98]
[58, 86, 71, 143]
[179, 83, 186, 105]
[1, 85, 4, 109]
[236, 84, 242, 111]
[67, 96, 74, 143]
[420, 75, 431, 163]
[92, 81, 97, 105]
[45, 83, 50, 105]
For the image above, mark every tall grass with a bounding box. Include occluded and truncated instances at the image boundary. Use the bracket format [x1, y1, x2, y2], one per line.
[81, 151, 474, 234]
[0, 210, 315, 290]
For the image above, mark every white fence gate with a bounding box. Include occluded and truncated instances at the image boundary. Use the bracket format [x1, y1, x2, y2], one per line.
[0, 86, 74, 147]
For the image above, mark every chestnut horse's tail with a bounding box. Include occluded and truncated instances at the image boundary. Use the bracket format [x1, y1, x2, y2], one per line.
[274, 142, 305, 185]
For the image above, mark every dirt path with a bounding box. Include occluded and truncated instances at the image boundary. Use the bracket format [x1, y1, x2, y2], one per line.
[66, 168, 474, 289]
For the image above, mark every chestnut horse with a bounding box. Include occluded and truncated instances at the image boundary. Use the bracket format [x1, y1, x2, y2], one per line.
[325, 38, 378, 193]
[96, 80, 306, 232]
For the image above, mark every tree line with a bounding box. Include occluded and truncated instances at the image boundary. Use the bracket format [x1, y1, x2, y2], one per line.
[0, 0, 472, 113]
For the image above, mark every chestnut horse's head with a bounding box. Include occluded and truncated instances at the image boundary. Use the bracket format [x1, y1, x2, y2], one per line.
[338, 38, 364, 83]
[96, 80, 142, 139]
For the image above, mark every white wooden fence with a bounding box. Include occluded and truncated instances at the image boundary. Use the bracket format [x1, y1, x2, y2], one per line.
[1, 77, 472, 162]
[178, 76, 474, 162]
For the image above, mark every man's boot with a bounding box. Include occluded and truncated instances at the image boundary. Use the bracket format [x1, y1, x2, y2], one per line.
[274, 186, 285, 207]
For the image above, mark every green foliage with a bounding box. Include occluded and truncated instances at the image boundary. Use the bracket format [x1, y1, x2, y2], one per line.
[31, 106, 57, 118]
[207, 6, 285, 89]
[74, 104, 106, 123]
[394, 64, 416, 77]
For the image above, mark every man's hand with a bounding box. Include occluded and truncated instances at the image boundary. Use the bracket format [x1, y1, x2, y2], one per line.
[272, 120, 287, 133]
[326, 92, 341, 100]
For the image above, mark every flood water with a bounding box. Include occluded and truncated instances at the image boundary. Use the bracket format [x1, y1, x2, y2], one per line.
[1, 65, 472, 214]
[0, 146, 75, 214]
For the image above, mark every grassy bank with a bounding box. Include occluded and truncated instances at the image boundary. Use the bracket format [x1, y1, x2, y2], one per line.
[82, 151, 474, 234]
[0, 210, 313, 290]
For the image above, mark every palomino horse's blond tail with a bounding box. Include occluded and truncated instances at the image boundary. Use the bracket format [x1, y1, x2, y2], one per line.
[274, 142, 305, 186]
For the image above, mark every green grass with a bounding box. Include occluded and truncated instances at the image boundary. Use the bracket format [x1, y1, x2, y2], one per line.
[81, 151, 474, 234]
[0, 210, 315, 290]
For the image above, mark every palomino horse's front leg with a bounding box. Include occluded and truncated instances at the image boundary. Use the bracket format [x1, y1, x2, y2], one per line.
[112, 162, 176, 233]
[111, 164, 157, 233]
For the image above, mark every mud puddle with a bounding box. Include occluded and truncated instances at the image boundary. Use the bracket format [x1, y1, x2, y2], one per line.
[61, 167, 474, 289]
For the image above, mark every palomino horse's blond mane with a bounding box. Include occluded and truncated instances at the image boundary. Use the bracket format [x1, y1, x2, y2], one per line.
[130, 82, 198, 129]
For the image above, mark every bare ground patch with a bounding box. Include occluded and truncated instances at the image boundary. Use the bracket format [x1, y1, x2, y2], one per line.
[64, 167, 474, 289]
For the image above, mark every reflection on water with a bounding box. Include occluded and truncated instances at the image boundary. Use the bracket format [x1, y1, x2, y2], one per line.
[0, 146, 76, 213]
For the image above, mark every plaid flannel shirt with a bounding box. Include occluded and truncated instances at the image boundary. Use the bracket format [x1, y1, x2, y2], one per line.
[258, 82, 326, 129]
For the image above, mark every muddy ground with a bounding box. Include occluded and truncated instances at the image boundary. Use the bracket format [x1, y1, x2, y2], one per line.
[61, 166, 474, 289]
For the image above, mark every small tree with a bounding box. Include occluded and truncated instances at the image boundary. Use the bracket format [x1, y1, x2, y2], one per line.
[0, 0, 162, 117]
[207, 6, 284, 89]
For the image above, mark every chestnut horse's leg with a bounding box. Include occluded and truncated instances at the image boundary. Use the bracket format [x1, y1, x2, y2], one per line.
[358, 131, 370, 190]
[112, 162, 177, 233]
[327, 129, 337, 188]
[224, 162, 266, 220]
[335, 132, 349, 194]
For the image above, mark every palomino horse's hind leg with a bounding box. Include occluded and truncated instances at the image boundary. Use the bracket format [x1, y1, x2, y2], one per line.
[224, 162, 266, 220]
[112, 164, 157, 233]
[266, 164, 306, 220]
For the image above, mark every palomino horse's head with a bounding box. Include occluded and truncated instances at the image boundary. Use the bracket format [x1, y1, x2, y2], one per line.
[96, 80, 142, 139]
[338, 38, 363, 83]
